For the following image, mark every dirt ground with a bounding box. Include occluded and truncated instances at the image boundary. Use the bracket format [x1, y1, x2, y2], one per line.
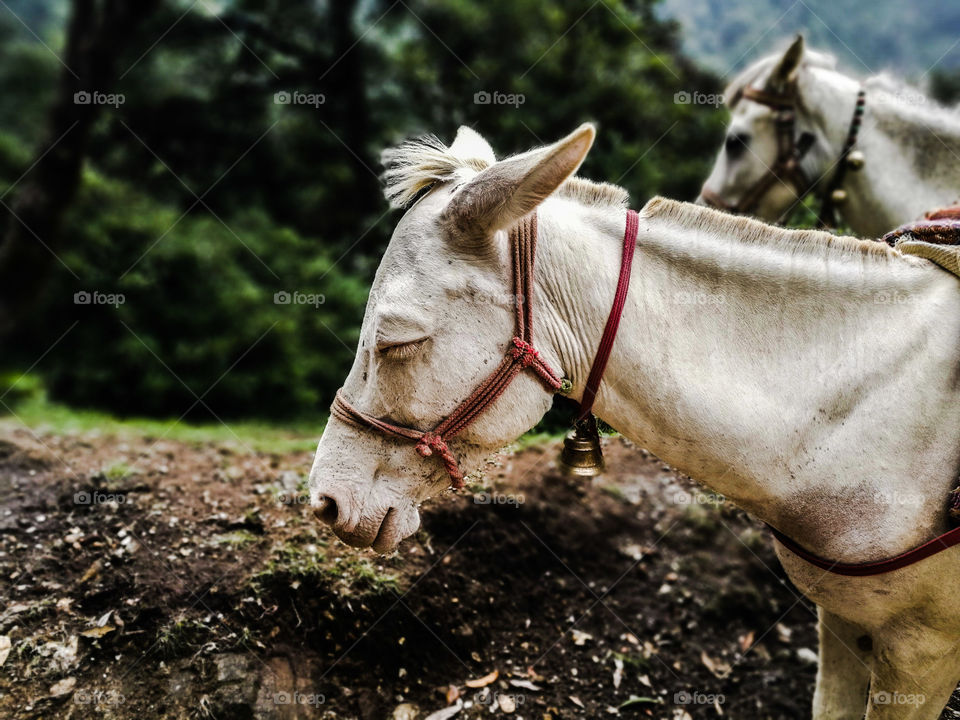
[1, 425, 958, 720]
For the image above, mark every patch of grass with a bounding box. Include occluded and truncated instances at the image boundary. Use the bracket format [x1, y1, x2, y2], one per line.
[102, 461, 136, 482]
[253, 542, 400, 595]
[601, 484, 628, 503]
[334, 556, 400, 593]
[508, 430, 563, 452]
[155, 615, 211, 658]
[0, 389, 322, 453]
[213, 530, 261, 549]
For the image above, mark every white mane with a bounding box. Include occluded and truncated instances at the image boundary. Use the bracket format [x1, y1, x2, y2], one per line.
[381, 134, 629, 210]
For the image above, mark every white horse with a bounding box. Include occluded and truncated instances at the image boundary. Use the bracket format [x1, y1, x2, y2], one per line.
[698, 35, 960, 237]
[308, 124, 960, 718]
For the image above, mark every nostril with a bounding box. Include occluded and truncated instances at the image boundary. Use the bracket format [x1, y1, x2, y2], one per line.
[313, 495, 339, 526]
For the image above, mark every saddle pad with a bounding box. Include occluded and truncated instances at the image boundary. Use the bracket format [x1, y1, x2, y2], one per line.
[882, 217, 960, 279]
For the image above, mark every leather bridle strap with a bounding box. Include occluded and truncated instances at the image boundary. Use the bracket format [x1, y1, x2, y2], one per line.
[815, 88, 866, 228]
[702, 83, 865, 229]
[331, 212, 562, 490]
[578, 209, 639, 421]
[768, 523, 960, 577]
[701, 83, 815, 221]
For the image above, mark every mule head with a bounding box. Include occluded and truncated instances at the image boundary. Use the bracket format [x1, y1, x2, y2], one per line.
[308, 124, 595, 552]
[697, 35, 838, 221]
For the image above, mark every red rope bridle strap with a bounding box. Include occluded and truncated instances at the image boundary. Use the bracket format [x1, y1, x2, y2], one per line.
[577, 209, 639, 421]
[768, 523, 960, 577]
[331, 212, 562, 490]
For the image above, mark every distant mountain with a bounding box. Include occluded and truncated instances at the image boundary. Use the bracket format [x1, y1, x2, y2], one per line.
[656, 0, 960, 82]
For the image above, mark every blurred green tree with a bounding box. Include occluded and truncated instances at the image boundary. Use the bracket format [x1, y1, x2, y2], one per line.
[1, 0, 723, 420]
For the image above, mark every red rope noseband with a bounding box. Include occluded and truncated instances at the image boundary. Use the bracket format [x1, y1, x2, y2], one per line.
[331, 212, 564, 489]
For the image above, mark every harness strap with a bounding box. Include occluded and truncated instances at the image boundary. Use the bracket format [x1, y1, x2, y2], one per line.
[331, 212, 562, 490]
[768, 523, 960, 577]
[816, 89, 866, 228]
[578, 209, 639, 420]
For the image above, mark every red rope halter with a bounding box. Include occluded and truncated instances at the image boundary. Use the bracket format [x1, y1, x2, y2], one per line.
[331, 212, 564, 489]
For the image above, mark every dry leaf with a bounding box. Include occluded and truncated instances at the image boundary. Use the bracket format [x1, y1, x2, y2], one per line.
[508, 679, 541, 691]
[80, 626, 115, 639]
[0, 636, 11, 666]
[79, 560, 102, 584]
[700, 650, 731, 679]
[424, 700, 462, 720]
[465, 669, 498, 688]
[612, 657, 624, 689]
[738, 631, 755, 653]
[776, 623, 793, 644]
[569, 695, 585, 708]
[445, 684, 460, 705]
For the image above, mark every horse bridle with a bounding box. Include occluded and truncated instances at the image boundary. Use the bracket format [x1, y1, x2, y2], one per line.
[701, 82, 866, 229]
[332, 209, 640, 490]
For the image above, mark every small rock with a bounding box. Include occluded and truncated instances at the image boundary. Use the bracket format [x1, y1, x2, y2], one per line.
[49, 677, 76, 697]
[392, 703, 419, 720]
[424, 700, 462, 720]
[570, 630, 593, 646]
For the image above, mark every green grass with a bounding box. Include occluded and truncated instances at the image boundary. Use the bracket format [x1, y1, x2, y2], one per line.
[1, 371, 569, 456]
[0, 393, 323, 453]
[213, 530, 262, 548]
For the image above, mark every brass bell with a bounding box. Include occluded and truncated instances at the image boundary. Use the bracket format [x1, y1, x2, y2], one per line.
[846, 150, 865, 171]
[558, 415, 604, 477]
[830, 188, 848, 204]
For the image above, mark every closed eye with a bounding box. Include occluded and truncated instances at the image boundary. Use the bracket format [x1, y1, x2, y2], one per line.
[725, 133, 750, 160]
[377, 338, 428, 360]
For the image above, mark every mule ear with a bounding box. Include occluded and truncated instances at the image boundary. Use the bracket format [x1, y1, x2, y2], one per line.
[768, 35, 804, 90]
[443, 123, 595, 244]
[449, 126, 496, 168]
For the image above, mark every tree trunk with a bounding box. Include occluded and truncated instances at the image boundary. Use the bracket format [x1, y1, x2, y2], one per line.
[0, 0, 161, 338]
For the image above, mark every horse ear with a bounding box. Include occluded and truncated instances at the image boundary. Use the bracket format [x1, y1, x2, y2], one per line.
[443, 123, 595, 244]
[449, 126, 496, 167]
[768, 35, 804, 89]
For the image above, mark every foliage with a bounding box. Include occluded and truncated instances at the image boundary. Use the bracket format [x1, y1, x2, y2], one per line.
[658, 0, 960, 78]
[1, 0, 723, 420]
